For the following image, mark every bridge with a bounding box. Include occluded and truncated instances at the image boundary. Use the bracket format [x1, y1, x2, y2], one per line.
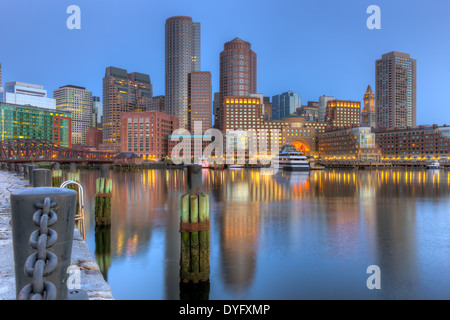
[0, 139, 117, 163]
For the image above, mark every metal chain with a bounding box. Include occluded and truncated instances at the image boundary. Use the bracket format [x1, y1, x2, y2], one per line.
[18, 198, 58, 300]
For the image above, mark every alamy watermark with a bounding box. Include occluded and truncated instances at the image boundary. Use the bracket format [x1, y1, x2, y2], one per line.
[367, 5, 381, 30]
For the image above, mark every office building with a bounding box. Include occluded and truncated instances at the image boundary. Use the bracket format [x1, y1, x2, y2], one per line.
[148, 95, 165, 113]
[318, 95, 334, 122]
[298, 101, 319, 122]
[0, 82, 56, 109]
[0, 102, 72, 148]
[272, 91, 300, 120]
[218, 37, 257, 130]
[102, 66, 153, 152]
[93, 96, 102, 127]
[188, 71, 212, 132]
[165, 16, 201, 130]
[120, 111, 178, 160]
[375, 51, 417, 129]
[325, 99, 361, 129]
[54, 85, 93, 145]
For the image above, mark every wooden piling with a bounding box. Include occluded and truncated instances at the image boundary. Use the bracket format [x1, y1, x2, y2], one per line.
[95, 177, 112, 226]
[179, 192, 210, 285]
[51, 169, 63, 187]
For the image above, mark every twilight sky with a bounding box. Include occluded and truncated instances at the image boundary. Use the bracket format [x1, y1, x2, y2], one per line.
[0, 0, 449, 125]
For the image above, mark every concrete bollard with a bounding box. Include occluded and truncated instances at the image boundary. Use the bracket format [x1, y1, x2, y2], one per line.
[32, 169, 52, 187]
[23, 164, 29, 180]
[16, 164, 23, 176]
[10, 187, 77, 300]
[27, 164, 39, 187]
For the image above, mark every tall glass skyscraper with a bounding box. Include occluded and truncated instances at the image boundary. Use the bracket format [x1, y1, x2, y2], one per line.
[165, 16, 201, 130]
[375, 51, 416, 129]
[0, 82, 56, 110]
[271, 91, 300, 120]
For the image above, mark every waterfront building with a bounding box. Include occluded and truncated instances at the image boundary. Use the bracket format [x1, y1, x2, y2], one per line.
[120, 111, 178, 161]
[102, 66, 153, 152]
[213, 92, 221, 128]
[148, 95, 165, 113]
[361, 84, 376, 128]
[0, 102, 72, 148]
[325, 99, 361, 129]
[218, 37, 257, 131]
[188, 71, 212, 132]
[318, 95, 334, 122]
[298, 101, 319, 122]
[165, 16, 201, 130]
[373, 124, 450, 160]
[280, 115, 327, 157]
[376, 51, 417, 129]
[0, 81, 56, 109]
[86, 127, 103, 150]
[318, 127, 382, 161]
[272, 91, 301, 121]
[54, 85, 93, 145]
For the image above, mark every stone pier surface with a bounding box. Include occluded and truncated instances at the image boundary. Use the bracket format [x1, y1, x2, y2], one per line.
[0, 170, 114, 300]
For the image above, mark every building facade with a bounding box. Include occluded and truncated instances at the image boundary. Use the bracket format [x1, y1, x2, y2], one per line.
[298, 101, 319, 122]
[188, 71, 212, 132]
[120, 111, 178, 160]
[165, 16, 201, 130]
[0, 82, 56, 110]
[373, 125, 450, 160]
[375, 51, 417, 129]
[272, 91, 301, 121]
[325, 99, 361, 129]
[86, 127, 103, 150]
[318, 127, 381, 161]
[102, 66, 153, 152]
[93, 96, 102, 127]
[0, 102, 72, 148]
[54, 85, 93, 145]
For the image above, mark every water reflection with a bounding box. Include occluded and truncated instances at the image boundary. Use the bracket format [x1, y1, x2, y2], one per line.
[79, 168, 450, 300]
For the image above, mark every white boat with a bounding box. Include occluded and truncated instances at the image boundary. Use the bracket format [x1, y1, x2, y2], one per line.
[426, 161, 441, 169]
[273, 144, 310, 172]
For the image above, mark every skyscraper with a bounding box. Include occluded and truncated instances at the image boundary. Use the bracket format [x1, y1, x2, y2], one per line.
[54, 85, 93, 145]
[165, 16, 201, 130]
[318, 95, 334, 122]
[361, 84, 376, 128]
[188, 71, 212, 132]
[375, 51, 417, 129]
[102, 66, 153, 152]
[218, 37, 257, 130]
[271, 91, 300, 120]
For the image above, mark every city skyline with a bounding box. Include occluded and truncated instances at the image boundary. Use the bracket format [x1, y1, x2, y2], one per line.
[0, 0, 449, 127]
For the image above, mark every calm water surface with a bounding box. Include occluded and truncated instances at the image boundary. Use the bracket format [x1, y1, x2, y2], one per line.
[78, 168, 450, 300]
